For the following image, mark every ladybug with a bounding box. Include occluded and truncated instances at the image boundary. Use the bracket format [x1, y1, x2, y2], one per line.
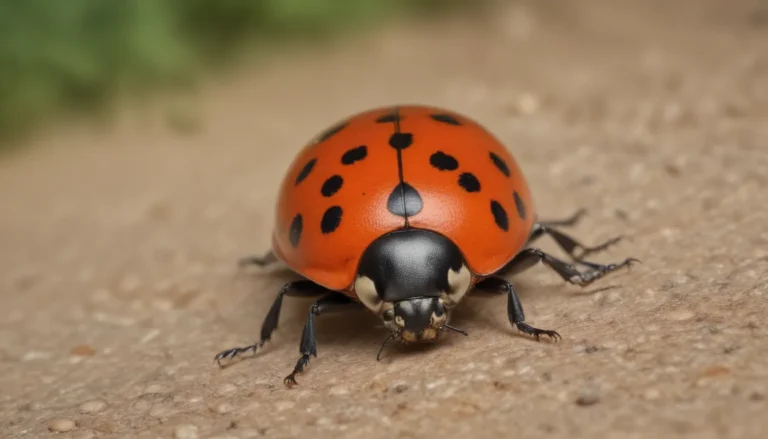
[215, 105, 637, 387]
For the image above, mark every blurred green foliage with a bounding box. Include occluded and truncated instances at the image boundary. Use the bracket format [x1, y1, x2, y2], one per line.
[0, 0, 463, 145]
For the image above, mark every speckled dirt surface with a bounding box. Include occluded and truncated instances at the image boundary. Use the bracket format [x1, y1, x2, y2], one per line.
[2, 1, 768, 438]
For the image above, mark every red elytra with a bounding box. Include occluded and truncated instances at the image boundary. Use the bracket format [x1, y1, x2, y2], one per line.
[271, 105, 536, 292]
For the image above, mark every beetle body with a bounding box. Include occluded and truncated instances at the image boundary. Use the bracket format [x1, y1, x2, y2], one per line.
[215, 105, 637, 386]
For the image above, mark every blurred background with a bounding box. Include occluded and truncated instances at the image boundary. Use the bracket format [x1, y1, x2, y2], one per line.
[1, 0, 767, 438]
[0, 0, 470, 146]
[0, 0, 765, 148]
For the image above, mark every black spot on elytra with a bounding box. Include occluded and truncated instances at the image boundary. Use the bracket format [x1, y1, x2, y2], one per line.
[321, 206, 343, 234]
[430, 151, 458, 171]
[490, 201, 509, 231]
[387, 182, 423, 217]
[289, 214, 303, 247]
[489, 152, 510, 177]
[430, 114, 461, 125]
[341, 145, 367, 165]
[458, 172, 481, 192]
[389, 132, 413, 150]
[321, 175, 343, 197]
[295, 159, 316, 185]
[376, 113, 400, 123]
[514, 191, 526, 220]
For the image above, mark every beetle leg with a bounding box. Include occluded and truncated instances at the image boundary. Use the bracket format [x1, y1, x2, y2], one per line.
[498, 248, 639, 286]
[536, 208, 587, 228]
[527, 222, 623, 261]
[475, 276, 561, 341]
[238, 250, 278, 267]
[213, 280, 329, 365]
[283, 293, 359, 388]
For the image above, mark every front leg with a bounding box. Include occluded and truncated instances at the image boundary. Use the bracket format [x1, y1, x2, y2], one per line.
[475, 277, 561, 342]
[283, 293, 360, 387]
[214, 280, 329, 365]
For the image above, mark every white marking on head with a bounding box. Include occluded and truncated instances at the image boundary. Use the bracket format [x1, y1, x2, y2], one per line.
[443, 263, 472, 308]
[354, 275, 382, 313]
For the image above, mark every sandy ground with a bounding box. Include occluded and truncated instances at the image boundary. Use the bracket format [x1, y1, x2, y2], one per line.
[2, 1, 768, 438]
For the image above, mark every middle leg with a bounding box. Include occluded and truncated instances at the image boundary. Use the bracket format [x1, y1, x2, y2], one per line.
[475, 276, 561, 341]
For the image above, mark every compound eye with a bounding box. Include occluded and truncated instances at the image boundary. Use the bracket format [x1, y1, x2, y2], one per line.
[382, 309, 395, 322]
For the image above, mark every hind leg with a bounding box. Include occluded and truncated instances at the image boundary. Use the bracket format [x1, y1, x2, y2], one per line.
[497, 248, 638, 285]
[536, 208, 587, 228]
[238, 249, 278, 267]
[528, 210, 622, 260]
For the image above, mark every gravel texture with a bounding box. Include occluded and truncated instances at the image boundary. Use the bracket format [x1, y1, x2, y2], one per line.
[1, 1, 767, 438]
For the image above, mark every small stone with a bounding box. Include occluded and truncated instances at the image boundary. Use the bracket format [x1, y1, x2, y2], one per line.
[701, 365, 731, 378]
[79, 399, 107, 414]
[393, 382, 409, 393]
[70, 345, 96, 356]
[368, 378, 389, 393]
[516, 93, 540, 115]
[575, 387, 600, 406]
[48, 418, 77, 432]
[749, 391, 765, 401]
[174, 424, 199, 439]
[666, 308, 695, 321]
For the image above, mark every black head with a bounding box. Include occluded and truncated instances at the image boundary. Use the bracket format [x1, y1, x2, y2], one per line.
[353, 229, 472, 343]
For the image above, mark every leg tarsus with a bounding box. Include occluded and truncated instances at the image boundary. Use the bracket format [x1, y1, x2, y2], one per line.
[284, 354, 310, 387]
[213, 280, 329, 366]
[475, 277, 561, 342]
[281, 294, 358, 388]
[502, 248, 638, 287]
